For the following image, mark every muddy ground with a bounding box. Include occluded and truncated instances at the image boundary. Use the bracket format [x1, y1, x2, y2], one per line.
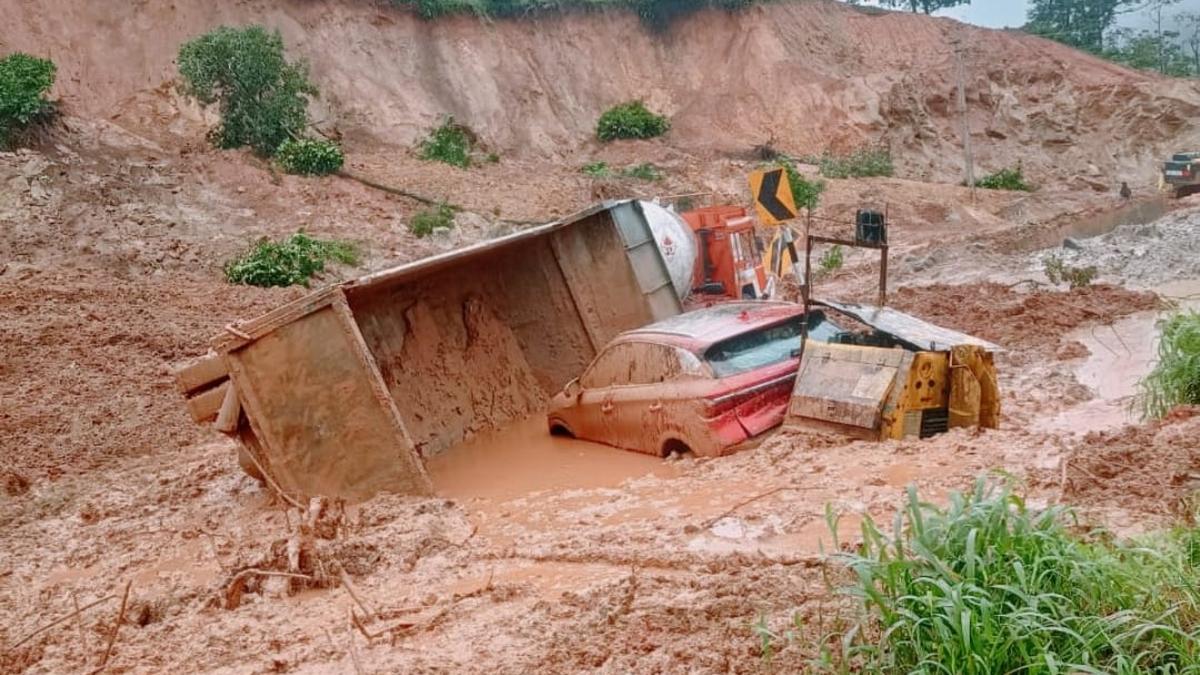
[5, 1, 1200, 672]
[4, 133, 1199, 671]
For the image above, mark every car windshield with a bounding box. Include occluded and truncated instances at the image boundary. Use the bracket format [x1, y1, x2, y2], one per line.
[704, 316, 807, 377]
[701, 312, 851, 378]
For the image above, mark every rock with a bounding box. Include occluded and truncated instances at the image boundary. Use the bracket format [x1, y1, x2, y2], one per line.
[1062, 237, 1083, 250]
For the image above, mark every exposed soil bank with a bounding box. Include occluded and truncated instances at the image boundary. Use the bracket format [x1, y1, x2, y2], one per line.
[5, 0, 1200, 183]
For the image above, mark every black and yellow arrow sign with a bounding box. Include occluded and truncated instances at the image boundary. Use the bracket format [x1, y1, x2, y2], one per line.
[748, 168, 798, 226]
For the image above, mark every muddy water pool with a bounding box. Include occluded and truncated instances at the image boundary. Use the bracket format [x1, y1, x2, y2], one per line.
[425, 416, 680, 501]
[1043, 279, 1200, 434]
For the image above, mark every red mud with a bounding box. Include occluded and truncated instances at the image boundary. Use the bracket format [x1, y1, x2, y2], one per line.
[891, 282, 1162, 354]
[1061, 407, 1200, 519]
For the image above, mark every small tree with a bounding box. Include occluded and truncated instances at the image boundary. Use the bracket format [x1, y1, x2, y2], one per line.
[0, 53, 56, 147]
[596, 101, 670, 142]
[177, 26, 316, 155]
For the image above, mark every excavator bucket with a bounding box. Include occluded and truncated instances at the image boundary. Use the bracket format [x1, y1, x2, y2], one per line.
[786, 301, 1001, 441]
[786, 342, 912, 440]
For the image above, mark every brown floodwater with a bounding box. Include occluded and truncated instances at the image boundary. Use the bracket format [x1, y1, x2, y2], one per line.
[425, 416, 681, 502]
[1043, 279, 1200, 434]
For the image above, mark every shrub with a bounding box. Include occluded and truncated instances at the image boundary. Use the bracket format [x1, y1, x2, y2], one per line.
[621, 163, 662, 181]
[177, 26, 316, 155]
[0, 53, 56, 147]
[830, 479, 1200, 673]
[596, 101, 670, 142]
[224, 233, 359, 287]
[275, 138, 344, 175]
[818, 245, 843, 273]
[1044, 254, 1097, 289]
[419, 117, 472, 168]
[813, 145, 894, 179]
[976, 164, 1033, 191]
[1139, 310, 1200, 419]
[778, 157, 825, 211]
[581, 161, 611, 178]
[409, 203, 455, 237]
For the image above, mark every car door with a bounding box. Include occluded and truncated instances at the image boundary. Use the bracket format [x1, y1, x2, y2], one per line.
[575, 343, 636, 446]
[608, 342, 709, 454]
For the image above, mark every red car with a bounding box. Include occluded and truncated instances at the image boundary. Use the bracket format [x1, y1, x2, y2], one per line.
[547, 301, 812, 457]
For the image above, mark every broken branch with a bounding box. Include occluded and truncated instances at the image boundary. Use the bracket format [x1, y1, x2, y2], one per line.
[89, 579, 132, 674]
[6, 594, 116, 652]
[702, 486, 815, 528]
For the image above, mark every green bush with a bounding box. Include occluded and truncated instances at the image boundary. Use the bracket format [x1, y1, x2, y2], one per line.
[1139, 310, 1200, 419]
[976, 164, 1033, 191]
[581, 161, 611, 178]
[812, 145, 894, 179]
[818, 245, 843, 273]
[621, 163, 662, 181]
[275, 138, 344, 175]
[409, 203, 455, 237]
[829, 479, 1200, 673]
[596, 101, 670, 142]
[0, 53, 56, 147]
[419, 117, 472, 168]
[224, 233, 359, 287]
[778, 157, 825, 211]
[177, 26, 316, 155]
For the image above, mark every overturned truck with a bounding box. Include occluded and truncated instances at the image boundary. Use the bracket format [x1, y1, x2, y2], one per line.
[175, 201, 683, 501]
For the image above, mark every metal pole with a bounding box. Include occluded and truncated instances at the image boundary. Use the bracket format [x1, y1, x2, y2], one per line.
[879, 245, 889, 307]
[952, 38, 976, 200]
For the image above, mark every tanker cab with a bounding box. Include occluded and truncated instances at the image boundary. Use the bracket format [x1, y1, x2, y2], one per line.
[726, 216, 766, 299]
[682, 206, 766, 301]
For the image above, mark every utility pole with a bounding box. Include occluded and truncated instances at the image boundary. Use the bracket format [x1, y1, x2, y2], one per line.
[951, 37, 976, 199]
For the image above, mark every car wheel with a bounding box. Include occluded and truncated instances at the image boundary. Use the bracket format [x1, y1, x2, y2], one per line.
[548, 419, 575, 438]
[661, 438, 693, 458]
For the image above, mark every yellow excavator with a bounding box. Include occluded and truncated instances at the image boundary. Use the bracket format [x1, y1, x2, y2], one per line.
[783, 211, 1001, 440]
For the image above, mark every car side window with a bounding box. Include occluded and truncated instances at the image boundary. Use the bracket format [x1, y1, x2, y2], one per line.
[626, 343, 710, 385]
[580, 343, 636, 389]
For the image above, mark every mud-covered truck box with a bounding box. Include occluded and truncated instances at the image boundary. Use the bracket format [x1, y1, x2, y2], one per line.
[174, 201, 682, 502]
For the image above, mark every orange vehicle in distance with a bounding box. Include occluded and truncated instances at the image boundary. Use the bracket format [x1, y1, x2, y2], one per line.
[546, 301, 833, 457]
[680, 205, 767, 301]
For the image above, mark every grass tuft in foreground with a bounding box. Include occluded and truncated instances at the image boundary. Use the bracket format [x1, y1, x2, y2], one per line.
[825, 479, 1200, 674]
[1139, 310, 1200, 419]
[224, 233, 359, 287]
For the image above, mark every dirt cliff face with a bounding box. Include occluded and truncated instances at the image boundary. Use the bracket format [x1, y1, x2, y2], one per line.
[6, 0, 1200, 183]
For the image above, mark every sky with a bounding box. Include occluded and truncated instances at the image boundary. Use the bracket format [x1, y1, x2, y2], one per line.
[926, 0, 1200, 29]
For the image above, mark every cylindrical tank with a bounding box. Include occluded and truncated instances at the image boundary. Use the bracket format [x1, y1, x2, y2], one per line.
[639, 200, 697, 301]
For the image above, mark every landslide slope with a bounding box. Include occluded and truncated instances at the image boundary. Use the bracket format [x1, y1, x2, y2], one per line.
[5, 0, 1200, 184]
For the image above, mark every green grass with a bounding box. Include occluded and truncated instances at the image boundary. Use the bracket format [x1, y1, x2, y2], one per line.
[1044, 254, 1098, 289]
[419, 117, 473, 168]
[778, 157, 825, 211]
[976, 164, 1033, 191]
[808, 145, 894, 179]
[1139, 310, 1200, 419]
[581, 161, 611, 178]
[224, 233, 359, 287]
[596, 101, 669, 142]
[621, 162, 662, 181]
[275, 138, 344, 176]
[580, 161, 662, 181]
[409, 203, 456, 237]
[824, 479, 1200, 674]
[818, 245, 844, 274]
[0, 52, 56, 148]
